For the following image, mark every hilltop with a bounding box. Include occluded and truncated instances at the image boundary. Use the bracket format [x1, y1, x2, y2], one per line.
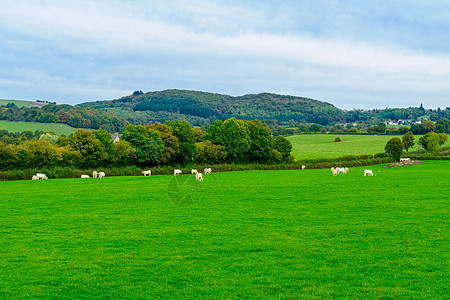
[79, 89, 346, 126]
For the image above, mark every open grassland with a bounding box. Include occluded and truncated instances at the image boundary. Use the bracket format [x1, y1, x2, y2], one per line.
[0, 99, 45, 108]
[0, 161, 448, 298]
[0, 120, 78, 135]
[288, 134, 428, 160]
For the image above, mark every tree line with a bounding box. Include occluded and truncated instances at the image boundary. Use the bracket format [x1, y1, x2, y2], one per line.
[0, 118, 293, 171]
[0, 103, 128, 133]
[385, 131, 448, 161]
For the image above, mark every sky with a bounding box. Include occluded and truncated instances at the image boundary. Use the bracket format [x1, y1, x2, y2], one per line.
[1, 0, 450, 110]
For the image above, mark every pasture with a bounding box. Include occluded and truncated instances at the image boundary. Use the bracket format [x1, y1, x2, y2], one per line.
[0, 120, 78, 136]
[288, 134, 429, 160]
[0, 161, 448, 298]
[0, 99, 45, 108]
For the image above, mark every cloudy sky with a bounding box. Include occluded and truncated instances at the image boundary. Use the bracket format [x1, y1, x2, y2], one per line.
[1, 0, 450, 109]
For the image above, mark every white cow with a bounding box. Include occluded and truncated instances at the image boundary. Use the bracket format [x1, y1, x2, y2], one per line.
[174, 169, 182, 176]
[98, 172, 105, 179]
[81, 175, 90, 178]
[142, 170, 151, 176]
[301, 165, 306, 170]
[191, 169, 198, 174]
[344, 167, 349, 174]
[400, 158, 410, 162]
[364, 169, 374, 177]
[331, 168, 338, 176]
[32, 175, 37, 180]
[204, 168, 212, 174]
[195, 173, 203, 181]
[36, 173, 48, 180]
[93, 171, 98, 178]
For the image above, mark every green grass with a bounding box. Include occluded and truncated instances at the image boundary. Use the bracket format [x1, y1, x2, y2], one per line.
[0, 161, 448, 298]
[0, 99, 45, 108]
[0, 120, 78, 135]
[288, 134, 431, 160]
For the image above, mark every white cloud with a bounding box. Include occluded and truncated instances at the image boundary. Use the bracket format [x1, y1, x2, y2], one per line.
[1, 0, 450, 109]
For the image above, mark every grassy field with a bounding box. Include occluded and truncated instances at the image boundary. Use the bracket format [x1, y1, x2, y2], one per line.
[0, 161, 448, 298]
[287, 134, 430, 160]
[0, 120, 78, 135]
[0, 99, 45, 108]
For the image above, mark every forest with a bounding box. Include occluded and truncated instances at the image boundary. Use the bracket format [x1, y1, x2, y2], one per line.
[80, 89, 450, 127]
[0, 103, 128, 133]
[0, 118, 293, 171]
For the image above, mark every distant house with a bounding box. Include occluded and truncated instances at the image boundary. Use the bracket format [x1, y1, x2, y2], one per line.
[111, 134, 122, 143]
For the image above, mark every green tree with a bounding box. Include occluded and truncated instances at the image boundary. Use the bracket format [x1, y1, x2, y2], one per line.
[68, 129, 109, 168]
[122, 125, 164, 165]
[206, 118, 250, 162]
[422, 120, 436, 133]
[308, 123, 322, 132]
[436, 118, 450, 133]
[402, 132, 415, 152]
[419, 132, 440, 154]
[376, 122, 387, 133]
[165, 120, 196, 164]
[273, 135, 292, 160]
[437, 133, 448, 146]
[148, 123, 179, 164]
[247, 120, 273, 162]
[385, 137, 404, 161]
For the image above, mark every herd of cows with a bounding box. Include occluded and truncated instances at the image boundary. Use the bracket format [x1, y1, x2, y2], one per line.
[30, 160, 389, 181]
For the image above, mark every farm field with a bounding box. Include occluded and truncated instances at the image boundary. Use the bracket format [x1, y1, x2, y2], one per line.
[0, 120, 78, 135]
[288, 134, 427, 160]
[0, 99, 45, 108]
[0, 161, 448, 298]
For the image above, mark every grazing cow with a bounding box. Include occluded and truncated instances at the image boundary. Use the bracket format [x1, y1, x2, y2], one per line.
[204, 168, 212, 174]
[36, 173, 48, 180]
[195, 173, 203, 181]
[142, 170, 151, 176]
[81, 175, 90, 178]
[364, 169, 374, 176]
[331, 168, 338, 176]
[93, 171, 98, 178]
[174, 169, 182, 176]
[344, 167, 349, 174]
[32, 175, 37, 180]
[98, 172, 105, 179]
[301, 165, 306, 170]
[191, 169, 198, 174]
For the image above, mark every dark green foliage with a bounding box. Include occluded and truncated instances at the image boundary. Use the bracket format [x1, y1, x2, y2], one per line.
[385, 137, 404, 161]
[274, 135, 293, 160]
[0, 103, 128, 132]
[121, 125, 164, 165]
[402, 131, 415, 151]
[165, 120, 196, 164]
[436, 118, 450, 133]
[419, 132, 441, 154]
[334, 137, 341, 143]
[79, 89, 346, 127]
[68, 129, 110, 168]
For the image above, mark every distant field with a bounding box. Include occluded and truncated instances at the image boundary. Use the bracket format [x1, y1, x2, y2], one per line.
[0, 120, 78, 135]
[0, 161, 448, 298]
[0, 99, 45, 108]
[288, 134, 428, 160]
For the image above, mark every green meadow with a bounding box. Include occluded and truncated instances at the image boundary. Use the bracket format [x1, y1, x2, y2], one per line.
[0, 99, 44, 108]
[288, 134, 428, 160]
[0, 161, 448, 298]
[0, 120, 78, 135]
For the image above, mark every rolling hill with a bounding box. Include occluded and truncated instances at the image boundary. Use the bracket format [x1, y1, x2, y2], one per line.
[79, 89, 347, 126]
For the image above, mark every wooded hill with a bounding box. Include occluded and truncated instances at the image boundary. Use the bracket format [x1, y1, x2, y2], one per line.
[0, 103, 128, 133]
[79, 89, 346, 127]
